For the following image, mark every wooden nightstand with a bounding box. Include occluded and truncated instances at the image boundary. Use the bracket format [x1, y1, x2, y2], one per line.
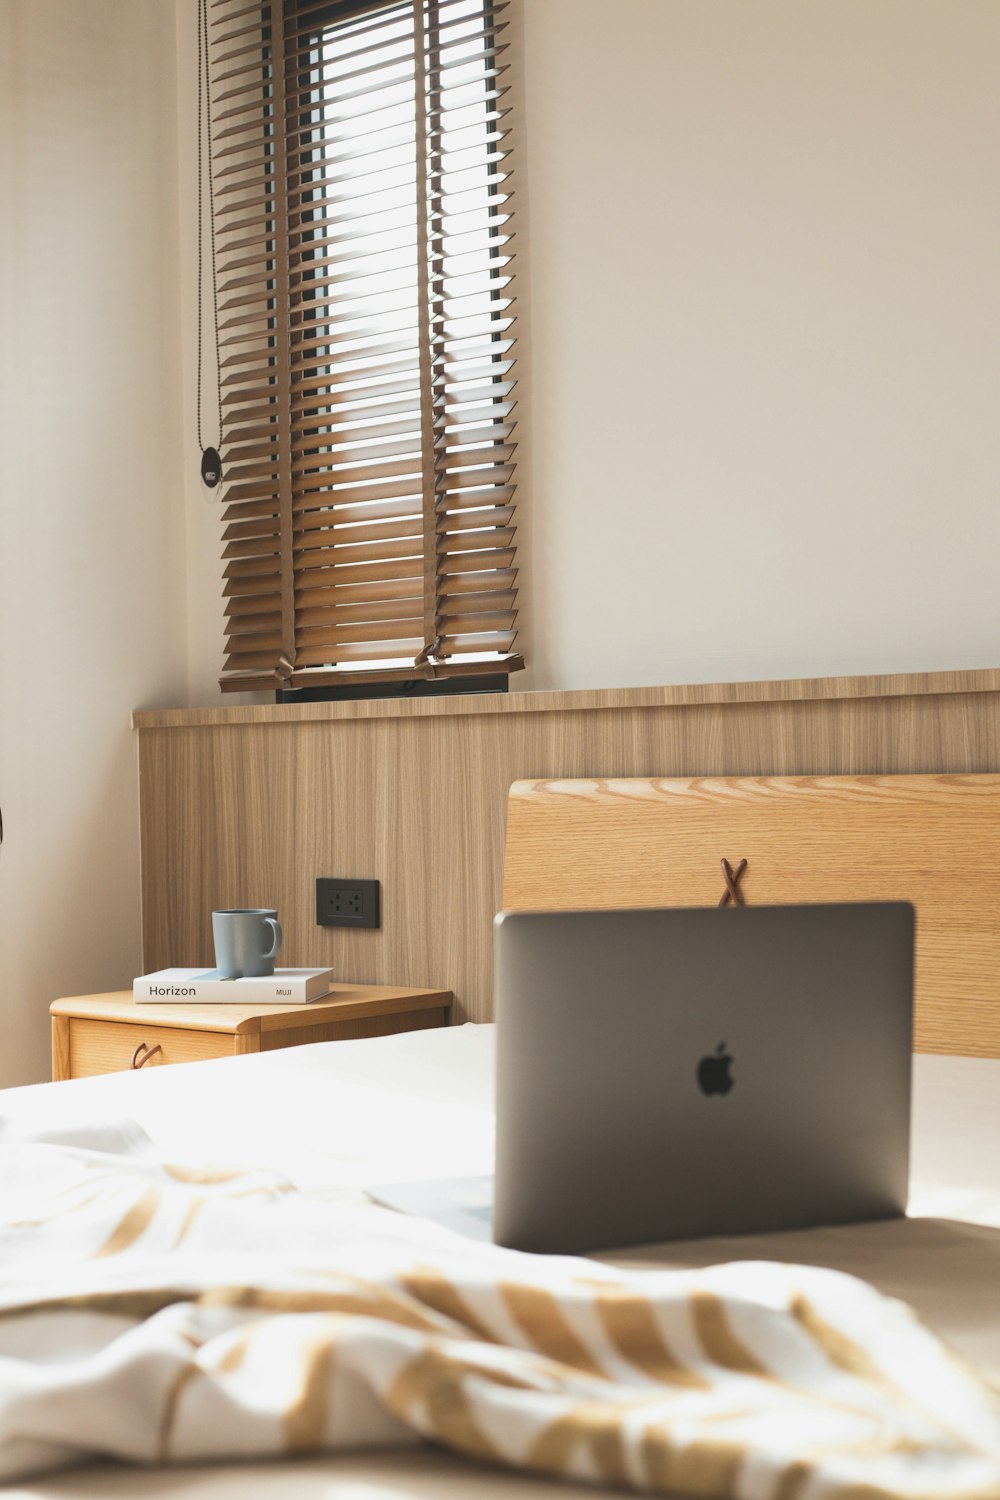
[50, 985, 452, 1082]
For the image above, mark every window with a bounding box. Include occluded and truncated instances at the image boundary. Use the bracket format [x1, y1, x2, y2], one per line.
[209, 0, 520, 692]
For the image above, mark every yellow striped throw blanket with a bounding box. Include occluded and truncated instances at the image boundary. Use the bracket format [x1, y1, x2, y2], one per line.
[2, 1127, 1000, 1497]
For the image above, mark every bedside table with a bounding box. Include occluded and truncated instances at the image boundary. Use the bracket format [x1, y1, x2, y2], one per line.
[50, 985, 452, 1081]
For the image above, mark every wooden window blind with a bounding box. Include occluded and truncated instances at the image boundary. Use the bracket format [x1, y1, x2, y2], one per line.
[210, 0, 520, 691]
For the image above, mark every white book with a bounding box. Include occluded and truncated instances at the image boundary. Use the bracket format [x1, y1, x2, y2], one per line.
[133, 967, 334, 1004]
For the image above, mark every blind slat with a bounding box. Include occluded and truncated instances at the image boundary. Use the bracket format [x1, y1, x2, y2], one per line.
[292, 526, 515, 573]
[292, 586, 515, 636]
[294, 562, 516, 612]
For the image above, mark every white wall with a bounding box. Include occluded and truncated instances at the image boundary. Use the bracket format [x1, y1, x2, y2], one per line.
[175, 0, 233, 708]
[516, 0, 1000, 689]
[178, 0, 1000, 700]
[0, 1, 189, 1085]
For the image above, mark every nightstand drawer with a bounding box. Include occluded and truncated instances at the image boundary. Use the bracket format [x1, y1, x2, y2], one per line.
[68, 1018, 232, 1078]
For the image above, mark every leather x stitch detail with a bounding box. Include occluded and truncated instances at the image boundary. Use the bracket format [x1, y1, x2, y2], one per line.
[718, 857, 748, 907]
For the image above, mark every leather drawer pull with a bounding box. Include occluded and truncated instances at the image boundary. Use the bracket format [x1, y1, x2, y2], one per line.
[718, 857, 748, 907]
[131, 1042, 163, 1070]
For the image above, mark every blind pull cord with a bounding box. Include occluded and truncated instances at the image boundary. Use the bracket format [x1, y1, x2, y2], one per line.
[196, 0, 222, 490]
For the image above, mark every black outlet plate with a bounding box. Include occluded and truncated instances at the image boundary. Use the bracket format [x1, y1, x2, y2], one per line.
[316, 877, 380, 929]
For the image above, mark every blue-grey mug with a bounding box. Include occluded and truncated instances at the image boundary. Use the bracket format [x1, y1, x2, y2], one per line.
[212, 908, 282, 979]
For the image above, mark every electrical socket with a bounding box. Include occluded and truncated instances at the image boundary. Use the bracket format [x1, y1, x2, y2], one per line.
[316, 877, 380, 929]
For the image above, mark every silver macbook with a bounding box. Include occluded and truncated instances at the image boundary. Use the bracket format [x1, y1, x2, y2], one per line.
[494, 903, 914, 1254]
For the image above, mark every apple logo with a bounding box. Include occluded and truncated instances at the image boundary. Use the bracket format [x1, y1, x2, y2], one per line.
[697, 1042, 734, 1097]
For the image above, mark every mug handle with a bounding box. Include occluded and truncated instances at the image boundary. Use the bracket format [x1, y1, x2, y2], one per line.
[263, 917, 282, 960]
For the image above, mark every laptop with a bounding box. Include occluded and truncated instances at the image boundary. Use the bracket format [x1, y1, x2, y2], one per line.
[493, 902, 914, 1254]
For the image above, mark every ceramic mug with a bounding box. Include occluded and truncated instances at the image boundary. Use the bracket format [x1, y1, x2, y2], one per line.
[212, 908, 282, 979]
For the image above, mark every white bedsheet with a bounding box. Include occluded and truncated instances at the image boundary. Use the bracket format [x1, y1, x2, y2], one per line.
[0, 1024, 498, 1191]
[3, 1026, 1000, 1499]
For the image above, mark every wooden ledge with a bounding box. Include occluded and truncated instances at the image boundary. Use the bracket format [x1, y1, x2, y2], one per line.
[50, 986, 453, 1036]
[131, 667, 1000, 731]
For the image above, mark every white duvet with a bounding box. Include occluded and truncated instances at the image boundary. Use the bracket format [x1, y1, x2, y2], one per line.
[3, 1029, 1000, 1498]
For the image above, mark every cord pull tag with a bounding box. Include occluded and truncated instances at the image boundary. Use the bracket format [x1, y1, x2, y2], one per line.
[200, 446, 222, 488]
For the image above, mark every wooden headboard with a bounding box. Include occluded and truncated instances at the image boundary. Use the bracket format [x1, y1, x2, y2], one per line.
[502, 775, 1000, 1057]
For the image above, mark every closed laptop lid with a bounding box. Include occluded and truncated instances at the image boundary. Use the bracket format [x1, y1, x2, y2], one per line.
[494, 903, 914, 1254]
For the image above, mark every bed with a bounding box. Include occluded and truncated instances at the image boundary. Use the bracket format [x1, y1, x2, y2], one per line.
[7, 770, 1000, 1497]
[4, 1023, 1000, 1499]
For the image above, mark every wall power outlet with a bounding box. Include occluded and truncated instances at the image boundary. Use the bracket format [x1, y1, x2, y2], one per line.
[316, 877, 380, 929]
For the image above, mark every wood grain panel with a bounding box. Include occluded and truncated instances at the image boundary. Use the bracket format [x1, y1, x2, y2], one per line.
[68, 1019, 232, 1078]
[257, 1008, 447, 1050]
[502, 775, 1000, 1057]
[135, 671, 1000, 1048]
[132, 667, 1000, 729]
[51, 1016, 71, 1083]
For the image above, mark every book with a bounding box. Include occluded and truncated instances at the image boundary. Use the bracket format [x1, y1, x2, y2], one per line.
[133, 968, 334, 1004]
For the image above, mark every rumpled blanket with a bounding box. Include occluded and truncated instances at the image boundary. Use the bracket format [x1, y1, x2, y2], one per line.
[1, 1122, 1000, 1498]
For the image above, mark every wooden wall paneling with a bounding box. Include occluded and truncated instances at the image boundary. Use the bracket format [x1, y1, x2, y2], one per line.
[135, 673, 1000, 1045]
[132, 668, 1000, 728]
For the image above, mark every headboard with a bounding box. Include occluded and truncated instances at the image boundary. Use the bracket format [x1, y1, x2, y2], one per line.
[501, 774, 1000, 1057]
